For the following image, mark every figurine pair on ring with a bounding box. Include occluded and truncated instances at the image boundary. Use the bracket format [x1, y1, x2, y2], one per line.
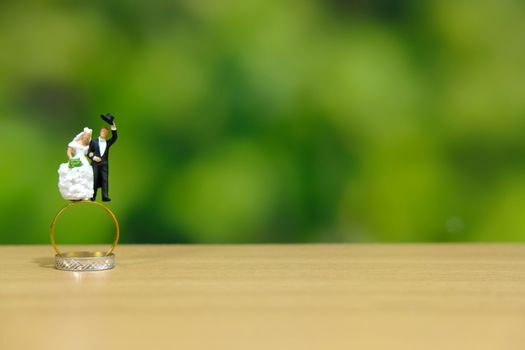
[58, 113, 118, 202]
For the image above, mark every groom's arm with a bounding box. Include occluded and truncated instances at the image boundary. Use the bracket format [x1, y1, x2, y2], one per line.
[108, 124, 118, 146]
[87, 141, 101, 162]
[87, 141, 95, 160]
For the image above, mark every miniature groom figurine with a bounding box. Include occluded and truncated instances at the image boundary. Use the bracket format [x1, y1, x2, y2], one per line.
[88, 113, 118, 202]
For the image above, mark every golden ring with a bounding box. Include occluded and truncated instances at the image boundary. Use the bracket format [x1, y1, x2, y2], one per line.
[50, 201, 120, 257]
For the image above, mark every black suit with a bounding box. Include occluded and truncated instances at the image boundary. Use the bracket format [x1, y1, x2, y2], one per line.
[88, 129, 118, 200]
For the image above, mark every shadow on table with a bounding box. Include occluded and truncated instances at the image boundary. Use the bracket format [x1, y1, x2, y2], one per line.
[33, 257, 55, 269]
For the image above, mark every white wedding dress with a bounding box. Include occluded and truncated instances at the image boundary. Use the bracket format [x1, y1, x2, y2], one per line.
[58, 141, 94, 201]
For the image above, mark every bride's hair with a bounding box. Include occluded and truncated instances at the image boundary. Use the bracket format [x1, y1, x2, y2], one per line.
[72, 127, 93, 143]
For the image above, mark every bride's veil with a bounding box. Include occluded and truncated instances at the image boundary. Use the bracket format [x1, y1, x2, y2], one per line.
[72, 127, 93, 143]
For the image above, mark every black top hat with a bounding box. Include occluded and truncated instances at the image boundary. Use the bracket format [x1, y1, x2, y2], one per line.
[100, 113, 115, 125]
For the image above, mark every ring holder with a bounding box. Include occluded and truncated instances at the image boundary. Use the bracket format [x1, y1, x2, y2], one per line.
[50, 201, 120, 271]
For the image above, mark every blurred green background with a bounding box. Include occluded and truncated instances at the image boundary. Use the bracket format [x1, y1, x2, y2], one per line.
[1, 0, 525, 244]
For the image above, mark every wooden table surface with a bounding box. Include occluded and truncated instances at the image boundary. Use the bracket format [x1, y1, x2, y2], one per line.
[1, 244, 524, 350]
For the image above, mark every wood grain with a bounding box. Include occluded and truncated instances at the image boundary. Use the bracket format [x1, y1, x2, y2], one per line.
[1, 244, 525, 350]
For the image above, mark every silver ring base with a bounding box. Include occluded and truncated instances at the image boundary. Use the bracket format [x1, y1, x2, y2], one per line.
[55, 252, 116, 271]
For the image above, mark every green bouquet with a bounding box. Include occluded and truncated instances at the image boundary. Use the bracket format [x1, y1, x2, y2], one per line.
[68, 158, 83, 169]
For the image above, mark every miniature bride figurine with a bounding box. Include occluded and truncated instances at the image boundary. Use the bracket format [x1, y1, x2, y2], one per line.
[58, 127, 95, 201]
